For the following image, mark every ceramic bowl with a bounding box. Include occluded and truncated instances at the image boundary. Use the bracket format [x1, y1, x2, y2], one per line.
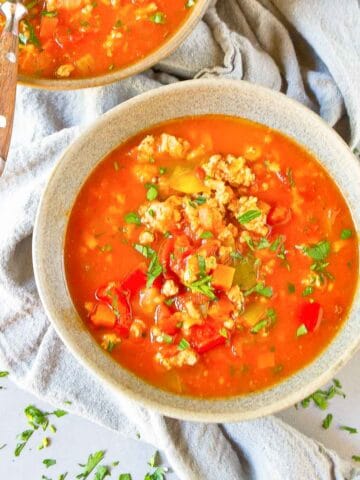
[33, 79, 360, 422]
[18, 0, 211, 90]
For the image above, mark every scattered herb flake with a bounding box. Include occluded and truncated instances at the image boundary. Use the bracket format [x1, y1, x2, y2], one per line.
[178, 338, 190, 351]
[76, 450, 106, 479]
[287, 283, 296, 293]
[124, 212, 141, 225]
[302, 286, 313, 297]
[94, 465, 110, 480]
[340, 229, 352, 240]
[200, 231, 213, 239]
[145, 183, 158, 201]
[148, 451, 159, 468]
[296, 324, 308, 337]
[304, 240, 330, 261]
[0, 371, 9, 377]
[150, 12, 166, 23]
[340, 426, 357, 434]
[119, 475, 132, 480]
[43, 458, 57, 468]
[322, 413, 333, 429]
[187, 275, 217, 300]
[352, 455, 360, 462]
[238, 209, 261, 224]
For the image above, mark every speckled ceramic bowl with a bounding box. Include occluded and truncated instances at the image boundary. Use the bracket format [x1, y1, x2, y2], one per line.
[33, 79, 360, 422]
[19, 0, 211, 90]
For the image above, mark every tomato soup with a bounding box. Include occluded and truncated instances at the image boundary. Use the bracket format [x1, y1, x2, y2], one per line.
[0, 0, 192, 79]
[64, 115, 358, 398]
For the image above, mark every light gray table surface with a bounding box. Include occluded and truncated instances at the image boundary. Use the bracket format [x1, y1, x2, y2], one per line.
[1, 350, 359, 479]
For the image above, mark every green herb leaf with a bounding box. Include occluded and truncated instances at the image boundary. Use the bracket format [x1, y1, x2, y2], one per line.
[187, 275, 217, 300]
[178, 339, 190, 351]
[0, 371, 9, 377]
[340, 426, 358, 434]
[322, 413, 333, 429]
[302, 286, 313, 297]
[194, 195, 206, 205]
[197, 255, 206, 277]
[146, 253, 163, 288]
[145, 184, 158, 201]
[99, 244, 112, 253]
[124, 212, 141, 225]
[257, 238, 270, 249]
[304, 240, 330, 261]
[296, 324, 308, 337]
[352, 455, 360, 462]
[251, 308, 276, 334]
[94, 465, 110, 480]
[200, 231, 213, 239]
[134, 243, 155, 258]
[21, 20, 41, 47]
[244, 282, 273, 298]
[148, 451, 159, 468]
[340, 229, 352, 240]
[238, 210, 261, 224]
[250, 319, 268, 334]
[41, 9, 58, 16]
[119, 475, 132, 480]
[43, 459, 56, 468]
[144, 467, 168, 480]
[159, 167, 167, 175]
[76, 451, 106, 479]
[185, 0, 196, 7]
[150, 12, 166, 23]
[52, 409, 68, 418]
[219, 327, 228, 338]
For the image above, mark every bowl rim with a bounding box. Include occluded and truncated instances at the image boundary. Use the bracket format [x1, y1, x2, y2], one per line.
[18, 0, 211, 90]
[33, 78, 360, 422]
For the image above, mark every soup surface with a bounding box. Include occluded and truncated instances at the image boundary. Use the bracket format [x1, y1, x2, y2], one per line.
[0, 0, 192, 79]
[65, 115, 358, 398]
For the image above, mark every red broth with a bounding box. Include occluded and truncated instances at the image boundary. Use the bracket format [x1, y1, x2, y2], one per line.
[0, 0, 192, 79]
[64, 115, 358, 398]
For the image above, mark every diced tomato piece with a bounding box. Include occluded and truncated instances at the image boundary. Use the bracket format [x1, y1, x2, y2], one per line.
[158, 238, 175, 278]
[121, 268, 147, 295]
[55, 25, 84, 48]
[197, 239, 220, 257]
[298, 302, 323, 332]
[257, 352, 275, 369]
[211, 264, 235, 290]
[189, 323, 226, 354]
[89, 303, 116, 328]
[40, 16, 59, 39]
[94, 282, 132, 336]
[155, 304, 180, 335]
[95, 282, 118, 304]
[268, 206, 292, 226]
[208, 295, 234, 321]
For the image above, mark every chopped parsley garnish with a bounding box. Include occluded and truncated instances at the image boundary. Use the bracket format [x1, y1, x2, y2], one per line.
[124, 212, 141, 225]
[300, 380, 345, 410]
[200, 231, 213, 239]
[164, 298, 174, 306]
[244, 282, 273, 298]
[161, 334, 173, 344]
[185, 0, 196, 7]
[150, 12, 166, 23]
[340, 426, 357, 434]
[288, 283, 295, 293]
[322, 413, 333, 429]
[251, 308, 277, 334]
[15, 430, 34, 457]
[144, 467, 168, 480]
[195, 195, 206, 205]
[106, 341, 116, 352]
[302, 286, 313, 297]
[296, 324, 308, 337]
[304, 240, 330, 261]
[0, 371, 9, 377]
[43, 458, 56, 468]
[93, 465, 110, 480]
[119, 475, 132, 480]
[148, 451, 159, 467]
[187, 275, 217, 300]
[20, 20, 41, 47]
[270, 236, 282, 251]
[41, 9, 58, 16]
[257, 238, 270, 249]
[113, 19, 123, 28]
[238, 209, 261, 224]
[159, 167, 167, 175]
[145, 183, 158, 201]
[352, 456, 360, 462]
[148, 208, 155, 217]
[133, 243, 155, 258]
[146, 253, 163, 288]
[230, 251, 242, 259]
[52, 409, 68, 418]
[341, 229, 352, 240]
[178, 338, 190, 350]
[76, 450, 105, 479]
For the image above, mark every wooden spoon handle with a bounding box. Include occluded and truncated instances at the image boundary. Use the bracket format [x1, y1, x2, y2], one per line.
[0, 1, 27, 176]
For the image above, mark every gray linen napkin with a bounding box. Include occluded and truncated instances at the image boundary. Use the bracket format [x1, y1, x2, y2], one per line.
[1, 1, 360, 478]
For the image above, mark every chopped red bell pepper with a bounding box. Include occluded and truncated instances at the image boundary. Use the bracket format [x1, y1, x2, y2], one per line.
[155, 304, 180, 335]
[189, 323, 226, 354]
[94, 282, 133, 336]
[121, 268, 147, 295]
[298, 302, 323, 332]
[158, 238, 175, 279]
